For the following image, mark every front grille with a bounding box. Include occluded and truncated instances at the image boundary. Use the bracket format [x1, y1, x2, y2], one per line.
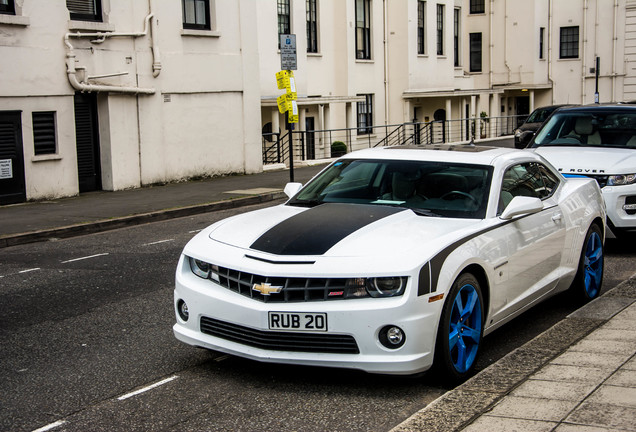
[587, 175, 609, 188]
[200, 316, 360, 354]
[214, 266, 359, 303]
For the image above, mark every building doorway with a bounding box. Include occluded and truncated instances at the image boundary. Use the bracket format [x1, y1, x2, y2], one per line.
[74, 93, 101, 193]
[0, 111, 26, 205]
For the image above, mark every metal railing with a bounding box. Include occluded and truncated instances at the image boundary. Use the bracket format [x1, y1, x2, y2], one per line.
[262, 114, 528, 166]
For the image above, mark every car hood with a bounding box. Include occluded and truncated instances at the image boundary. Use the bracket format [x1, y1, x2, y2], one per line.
[206, 203, 477, 258]
[517, 122, 541, 132]
[534, 146, 636, 174]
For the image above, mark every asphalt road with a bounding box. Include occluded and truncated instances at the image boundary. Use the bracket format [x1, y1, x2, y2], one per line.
[1, 203, 635, 432]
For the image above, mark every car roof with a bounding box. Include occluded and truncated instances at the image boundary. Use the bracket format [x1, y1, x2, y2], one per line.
[339, 144, 543, 167]
[549, 104, 636, 113]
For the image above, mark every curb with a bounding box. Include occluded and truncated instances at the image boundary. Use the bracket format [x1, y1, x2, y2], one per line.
[390, 275, 636, 432]
[0, 191, 286, 249]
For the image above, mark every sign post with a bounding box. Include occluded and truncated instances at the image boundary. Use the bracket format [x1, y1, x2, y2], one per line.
[276, 34, 298, 181]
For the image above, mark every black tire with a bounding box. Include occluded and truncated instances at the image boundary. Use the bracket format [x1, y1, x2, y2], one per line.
[434, 272, 484, 383]
[570, 224, 604, 303]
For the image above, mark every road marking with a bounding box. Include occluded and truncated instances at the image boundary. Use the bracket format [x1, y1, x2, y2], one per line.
[188, 229, 203, 233]
[215, 354, 231, 362]
[32, 420, 67, 432]
[143, 239, 174, 246]
[117, 375, 178, 401]
[61, 253, 109, 264]
[19, 268, 41, 274]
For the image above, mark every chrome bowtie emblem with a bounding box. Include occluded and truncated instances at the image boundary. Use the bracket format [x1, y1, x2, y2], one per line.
[252, 283, 283, 296]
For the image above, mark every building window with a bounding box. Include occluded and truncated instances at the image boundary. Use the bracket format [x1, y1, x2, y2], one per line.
[306, 0, 318, 53]
[539, 27, 545, 59]
[357, 94, 374, 135]
[469, 33, 482, 72]
[436, 4, 444, 56]
[32, 112, 57, 156]
[182, 0, 210, 30]
[278, 0, 291, 47]
[67, 0, 102, 22]
[417, 1, 426, 55]
[356, 0, 371, 59]
[454, 8, 460, 66]
[560, 26, 579, 59]
[469, 0, 484, 14]
[0, 0, 15, 15]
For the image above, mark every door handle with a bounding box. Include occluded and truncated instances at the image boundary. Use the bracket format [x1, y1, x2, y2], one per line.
[551, 213, 562, 223]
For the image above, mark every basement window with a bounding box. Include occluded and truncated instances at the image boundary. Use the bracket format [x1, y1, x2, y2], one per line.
[32, 112, 57, 156]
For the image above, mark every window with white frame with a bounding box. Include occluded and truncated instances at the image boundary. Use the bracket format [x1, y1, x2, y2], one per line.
[560, 26, 579, 59]
[356, 0, 371, 60]
[306, 0, 318, 53]
[436, 4, 444, 56]
[183, 0, 211, 30]
[357, 94, 374, 135]
[278, 0, 291, 48]
[469, 32, 482, 72]
[469, 0, 484, 14]
[454, 7, 460, 66]
[0, 0, 15, 15]
[67, 0, 102, 22]
[417, 1, 425, 55]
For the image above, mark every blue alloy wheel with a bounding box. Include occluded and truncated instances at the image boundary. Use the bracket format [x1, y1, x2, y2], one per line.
[435, 272, 484, 382]
[448, 283, 482, 373]
[571, 224, 604, 302]
[583, 231, 603, 298]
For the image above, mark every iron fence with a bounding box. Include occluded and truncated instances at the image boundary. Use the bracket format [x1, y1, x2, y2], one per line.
[262, 114, 528, 166]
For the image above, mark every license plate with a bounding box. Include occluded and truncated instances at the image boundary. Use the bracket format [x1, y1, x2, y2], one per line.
[268, 312, 327, 332]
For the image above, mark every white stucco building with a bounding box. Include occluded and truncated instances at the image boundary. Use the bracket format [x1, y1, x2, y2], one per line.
[0, 0, 633, 204]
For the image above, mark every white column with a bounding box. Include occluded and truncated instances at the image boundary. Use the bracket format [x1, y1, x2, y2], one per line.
[271, 109, 280, 135]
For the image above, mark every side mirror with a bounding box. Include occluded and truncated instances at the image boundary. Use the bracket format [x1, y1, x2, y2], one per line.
[284, 182, 303, 199]
[500, 196, 544, 220]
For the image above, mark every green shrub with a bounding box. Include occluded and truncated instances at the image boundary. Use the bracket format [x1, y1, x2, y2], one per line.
[331, 141, 347, 157]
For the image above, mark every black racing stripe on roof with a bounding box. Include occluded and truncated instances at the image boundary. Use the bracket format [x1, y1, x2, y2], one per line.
[250, 203, 405, 256]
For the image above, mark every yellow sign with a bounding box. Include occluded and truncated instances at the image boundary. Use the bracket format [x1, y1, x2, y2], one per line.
[288, 100, 299, 124]
[277, 94, 292, 114]
[275, 70, 299, 123]
[276, 70, 294, 90]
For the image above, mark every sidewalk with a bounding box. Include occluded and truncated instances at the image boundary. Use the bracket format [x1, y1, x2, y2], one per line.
[0, 163, 328, 248]
[392, 275, 636, 432]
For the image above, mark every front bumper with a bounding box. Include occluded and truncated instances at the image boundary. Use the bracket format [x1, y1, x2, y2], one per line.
[173, 255, 443, 375]
[602, 183, 636, 231]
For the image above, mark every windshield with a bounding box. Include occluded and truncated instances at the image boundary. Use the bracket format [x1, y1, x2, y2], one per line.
[288, 159, 493, 219]
[526, 107, 556, 123]
[532, 111, 636, 149]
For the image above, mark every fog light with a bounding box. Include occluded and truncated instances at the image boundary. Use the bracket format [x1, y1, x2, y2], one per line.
[379, 325, 406, 349]
[177, 299, 189, 321]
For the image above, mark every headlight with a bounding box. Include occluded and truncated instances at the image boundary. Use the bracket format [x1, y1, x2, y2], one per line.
[366, 277, 407, 298]
[188, 257, 219, 281]
[607, 174, 636, 186]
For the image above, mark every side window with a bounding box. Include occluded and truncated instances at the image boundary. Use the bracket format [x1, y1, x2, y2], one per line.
[537, 163, 560, 198]
[498, 163, 544, 214]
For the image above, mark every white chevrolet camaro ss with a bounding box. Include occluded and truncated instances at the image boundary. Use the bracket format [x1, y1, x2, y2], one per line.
[174, 145, 606, 381]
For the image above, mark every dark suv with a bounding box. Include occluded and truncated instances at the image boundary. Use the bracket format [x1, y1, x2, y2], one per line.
[514, 105, 571, 148]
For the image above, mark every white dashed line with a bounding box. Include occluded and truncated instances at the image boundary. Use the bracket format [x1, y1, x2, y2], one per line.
[142, 239, 174, 246]
[117, 375, 178, 401]
[31, 420, 67, 432]
[61, 253, 109, 264]
[188, 229, 203, 233]
[19, 268, 41, 273]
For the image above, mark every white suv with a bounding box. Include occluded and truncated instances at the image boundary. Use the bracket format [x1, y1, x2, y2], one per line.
[530, 105, 636, 237]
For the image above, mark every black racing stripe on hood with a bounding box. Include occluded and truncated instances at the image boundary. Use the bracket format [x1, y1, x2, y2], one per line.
[250, 203, 405, 256]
